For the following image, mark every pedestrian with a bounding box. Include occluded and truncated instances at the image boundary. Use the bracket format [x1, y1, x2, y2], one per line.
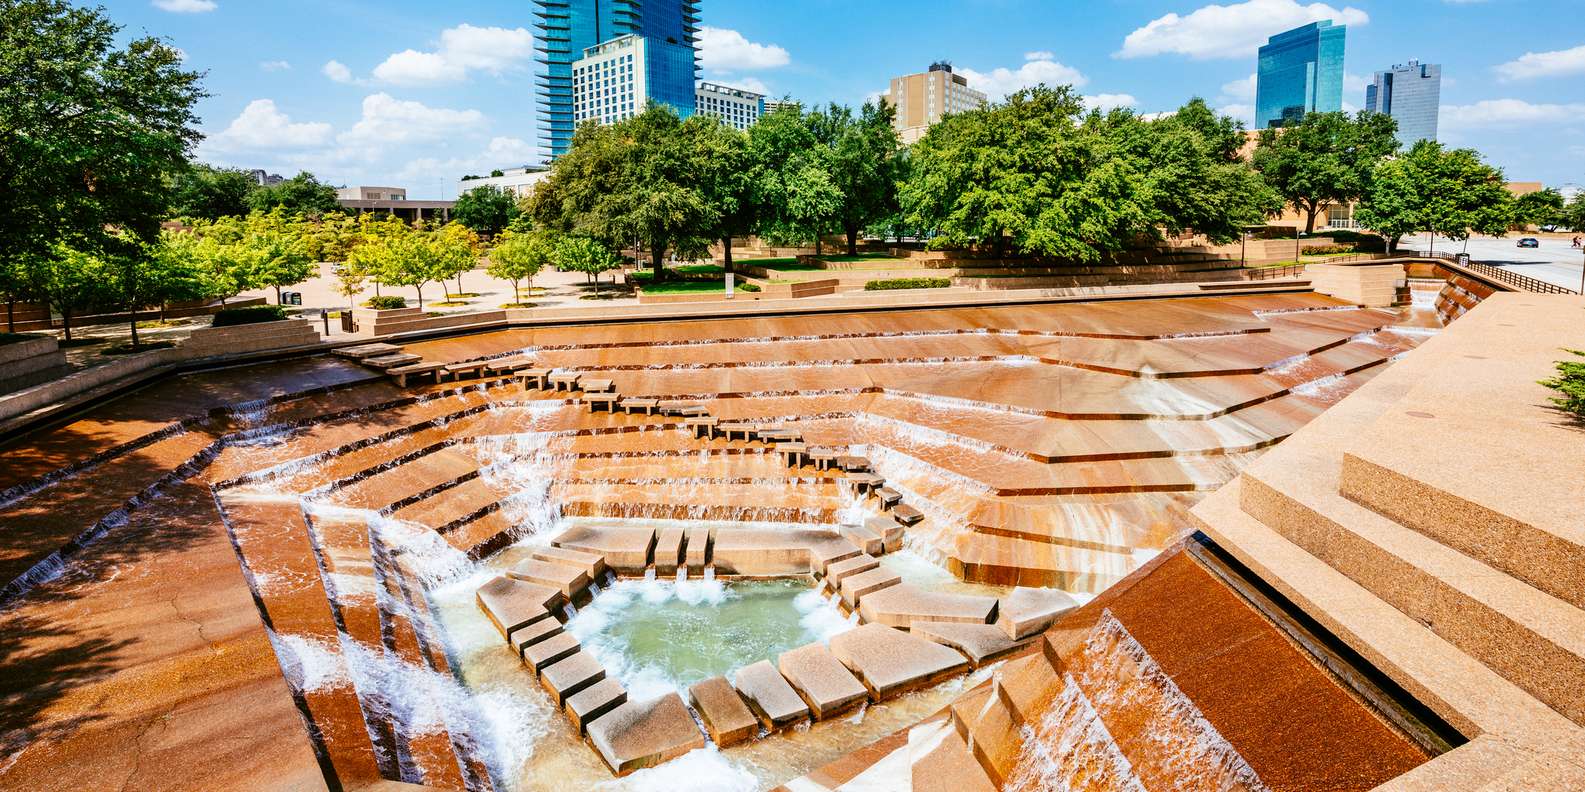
[1573, 236, 1581, 249]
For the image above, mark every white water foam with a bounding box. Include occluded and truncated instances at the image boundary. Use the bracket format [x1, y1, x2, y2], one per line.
[594, 745, 758, 791]
[266, 630, 352, 693]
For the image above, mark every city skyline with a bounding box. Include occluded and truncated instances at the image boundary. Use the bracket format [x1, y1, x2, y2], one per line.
[106, 0, 1585, 196]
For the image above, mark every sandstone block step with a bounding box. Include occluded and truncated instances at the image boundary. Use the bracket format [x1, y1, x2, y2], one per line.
[810, 538, 864, 574]
[839, 566, 902, 609]
[476, 576, 561, 642]
[892, 503, 925, 526]
[777, 642, 869, 720]
[553, 525, 658, 575]
[733, 660, 811, 729]
[363, 353, 422, 370]
[913, 622, 1030, 667]
[687, 675, 759, 748]
[685, 526, 712, 572]
[566, 677, 627, 735]
[654, 526, 686, 574]
[531, 546, 608, 580]
[508, 617, 563, 656]
[824, 554, 880, 591]
[334, 342, 401, 360]
[839, 520, 884, 556]
[508, 558, 590, 599]
[995, 587, 1078, 640]
[540, 650, 606, 706]
[523, 631, 581, 675]
[912, 718, 998, 792]
[588, 693, 706, 777]
[830, 624, 969, 699]
[866, 516, 905, 553]
[858, 584, 998, 631]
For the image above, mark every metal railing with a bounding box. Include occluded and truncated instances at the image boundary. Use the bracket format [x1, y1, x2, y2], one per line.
[1247, 262, 1306, 280]
[1425, 252, 1579, 295]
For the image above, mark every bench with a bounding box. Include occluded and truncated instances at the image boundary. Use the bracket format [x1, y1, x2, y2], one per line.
[875, 487, 903, 509]
[485, 357, 534, 375]
[548, 372, 582, 392]
[585, 393, 620, 413]
[846, 472, 885, 496]
[520, 368, 552, 390]
[758, 429, 802, 444]
[620, 398, 659, 415]
[389, 361, 447, 387]
[807, 449, 838, 471]
[685, 417, 719, 439]
[776, 442, 809, 466]
[580, 378, 615, 394]
[660, 403, 708, 417]
[718, 423, 757, 443]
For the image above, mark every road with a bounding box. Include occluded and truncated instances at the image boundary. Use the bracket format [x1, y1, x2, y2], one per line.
[1399, 232, 1585, 292]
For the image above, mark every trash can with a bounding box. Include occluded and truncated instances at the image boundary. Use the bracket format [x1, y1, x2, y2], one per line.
[289, 292, 303, 306]
[1455, 253, 1470, 266]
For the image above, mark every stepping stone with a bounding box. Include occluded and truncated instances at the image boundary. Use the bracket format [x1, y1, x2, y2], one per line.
[685, 417, 719, 439]
[540, 651, 606, 706]
[476, 576, 562, 642]
[553, 525, 657, 575]
[892, 503, 925, 526]
[508, 557, 590, 599]
[776, 442, 809, 466]
[566, 678, 627, 735]
[685, 526, 712, 573]
[807, 449, 838, 470]
[839, 521, 884, 556]
[508, 617, 563, 657]
[444, 361, 489, 379]
[486, 357, 535, 374]
[523, 631, 581, 675]
[587, 693, 706, 777]
[829, 624, 969, 699]
[620, 397, 659, 415]
[777, 642, 869, 720]
[579, 377, 615, 393]
[732, 660, 810, 729]
[875, 487, 903, 509]
[334, 342, 401, 359]
[839, 566, 902, 609]
[389, 361, 446, 387]
[520, 368, 552, 389]
[585, 393, 619, 413]
[548, 371, 582, 391]
[654, 526, 686, 574]
[364, 353, 422, 370]
[866, 516, 906, 553]
[835, 456, 871, 472]
[996, 587, 1079, 640]
[809, 538, 863, 574]
[912, 621, 1030, 668]
[687, 676, 759, 748]
[531, 546, 608, 580]
[718, 423, 757, 442]
[824, 554, 880, 591]
[846, 472, 885, 496]
[858, 584, 998, 631]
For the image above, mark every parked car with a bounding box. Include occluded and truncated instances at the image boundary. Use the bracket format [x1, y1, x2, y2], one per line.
[1517, 238, 1540, 248]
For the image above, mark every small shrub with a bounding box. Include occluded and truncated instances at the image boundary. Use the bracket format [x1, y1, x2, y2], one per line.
[102, 340, 177, 355]
[739, 282, 761, 292]
[211, 305, 287, 327]
[865, 277, 952, 291]
[1303, 244, 1358, 256]
[1540, 350, 1585, 420]
[363, 295, 407, 310]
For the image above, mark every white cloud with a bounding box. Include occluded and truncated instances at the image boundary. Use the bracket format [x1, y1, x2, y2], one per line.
[323, 60, 355, 84]
[1441, 98, 1585, 129]
[1221, 73, 1257, 101]
[204, 99, 333, 152]
[337, 93, 485, 150]
[397, 136, 540, 185]
[370, 24, 535, 85]
[697, 27, 790, 71]
[1217, 103, 1257, 125]
[1025, 51, 1055, 62]
[1083, 94, 1139, 112]
[714, 76, 771, 96]
[1344, 72, 1370, 93]
[959, 53, 1087, 99]
[1117, 0, 1368, 60]
[152, 0, 216, 12]
[260, 60, 291, 72]
[1494, 44, 1585, 81]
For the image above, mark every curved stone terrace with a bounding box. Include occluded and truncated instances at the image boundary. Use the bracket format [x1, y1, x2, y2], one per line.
[0, 290, 1451, 790]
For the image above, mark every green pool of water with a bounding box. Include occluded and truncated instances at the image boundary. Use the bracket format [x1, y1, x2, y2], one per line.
[567, 577, 846, 695]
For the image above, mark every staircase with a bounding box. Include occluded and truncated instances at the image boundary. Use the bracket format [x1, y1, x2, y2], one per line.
[1188, 292, 1585, 786]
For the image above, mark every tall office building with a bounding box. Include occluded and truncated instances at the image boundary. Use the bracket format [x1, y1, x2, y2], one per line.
[1255, 21, 1346, 129]
[696, 82, 765, 131]
[534, 0, 701, 159]
[885, 62, 987, 145]
[1366, 60, 1441, 146]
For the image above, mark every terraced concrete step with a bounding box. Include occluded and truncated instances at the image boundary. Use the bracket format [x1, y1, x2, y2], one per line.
[733, 659, 811, 729]
[777, 642, 869, 720]
[333, 448, 481, 512]
[913, 621, 1030, 667]
[587, 693, 705, 777]
[839, 566, 902, 609]
[566, 677, 627, 735]
[553, 525, 657, 574]
[390, 477, 505, 531]
[1241, 463, 1585, 726]
[830, 624, 969, 699]
[540, 650, 605, 706]
[509, 557, 591, 599]
[857, 584, 998, 631]
[688, 676, 758, 747]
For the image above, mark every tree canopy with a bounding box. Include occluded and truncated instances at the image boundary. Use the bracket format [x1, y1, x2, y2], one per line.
[487, 230, 554, 305]
[1355, 140, 1513, 253]
[452, 185, 521, 237]
[1251, 110, 1401, 234]
[1513, 188, 1566, 229]
[246, 172, 341, 216]
[168, 164, 259, 221]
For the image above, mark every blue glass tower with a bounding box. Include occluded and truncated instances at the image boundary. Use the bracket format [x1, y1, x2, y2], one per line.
[1366, 61, 1441, 146]
[535, 0, 701, 159]
[1255, 21, 1346, 129]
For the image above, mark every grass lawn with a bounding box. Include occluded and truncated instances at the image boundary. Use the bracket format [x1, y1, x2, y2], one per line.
[639, 280, 729, 294]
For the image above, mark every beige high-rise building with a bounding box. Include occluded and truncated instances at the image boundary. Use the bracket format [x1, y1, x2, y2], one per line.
[885, 62, 987, 145]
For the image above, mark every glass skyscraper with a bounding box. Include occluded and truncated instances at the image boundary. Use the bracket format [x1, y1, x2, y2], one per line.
[1255, 21, 1346, 129]
[534, 0, 701, 159]
[1366, 61, 1442, 147]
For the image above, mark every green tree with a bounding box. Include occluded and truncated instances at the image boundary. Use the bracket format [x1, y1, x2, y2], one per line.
[691, 119, 756, 271]
[487, 230, 554, 305]
[1135, 98, 1281, 244]
[531, 106, 718, 275]
[810, 102, 902, 255]
[452, 185, 521, 237]
[551, 235, 622, 296]
[168, 164, 258, 220]
[1251, 110, 1401, 234]
[750, 106, 842, 254]
[1565, 192, 1585, 234]
[246, 171, 340, 216]
[117, 233, 207, 347]
[1513, 188, 1565, 229]
[242, 215, 317, 304]
[1355, 140, 1513, 254]
[26, 244, 118, 341]
[1, 0, 205, 306]
[384, 234, 450, 309]
[433, 223, 481, 296]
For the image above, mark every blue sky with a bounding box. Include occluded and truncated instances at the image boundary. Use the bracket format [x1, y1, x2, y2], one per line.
[108, 0, 1585, 198]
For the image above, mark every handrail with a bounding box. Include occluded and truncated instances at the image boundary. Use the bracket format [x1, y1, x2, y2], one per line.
[1422, 252, 1579, 295]
[1246, 262, 1306, 280]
